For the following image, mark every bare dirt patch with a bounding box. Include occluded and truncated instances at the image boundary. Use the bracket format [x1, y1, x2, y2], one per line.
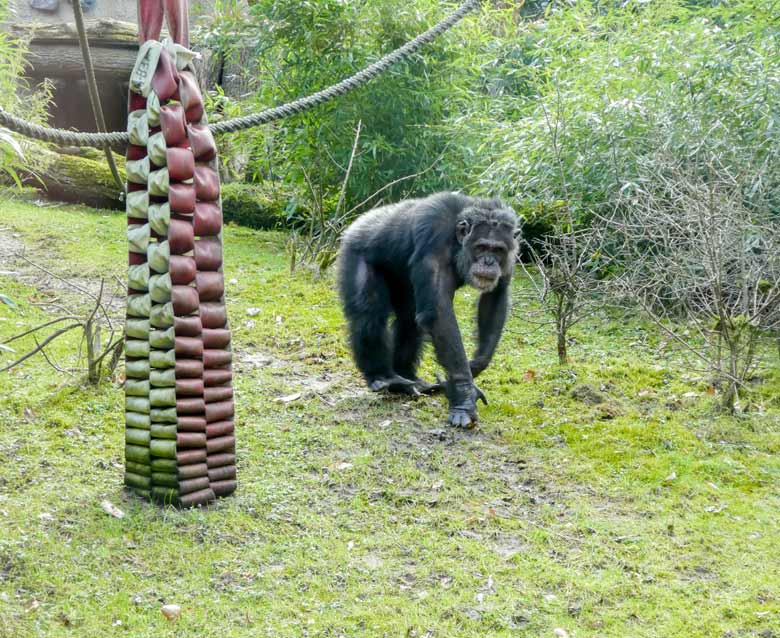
[0, 226, 125, 319]
[0, 227, 25, 269]
[235, 347, 363, 404]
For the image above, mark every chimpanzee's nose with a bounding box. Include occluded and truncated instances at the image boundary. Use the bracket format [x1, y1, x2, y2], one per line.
[484, 255, 496, 266]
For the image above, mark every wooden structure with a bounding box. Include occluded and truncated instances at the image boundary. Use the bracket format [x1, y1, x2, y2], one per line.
[7, 1, 215, 133]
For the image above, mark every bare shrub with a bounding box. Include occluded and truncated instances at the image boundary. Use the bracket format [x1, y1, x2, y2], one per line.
[518, 218, 611, 365]
[0, 260, 123, 384]
[515, 92, 612, 365]
[288, 121, 362, 275]
[608, 156, 780, 413]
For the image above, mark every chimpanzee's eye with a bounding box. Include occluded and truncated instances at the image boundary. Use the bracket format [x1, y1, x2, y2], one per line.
[476, 239, 505, 252]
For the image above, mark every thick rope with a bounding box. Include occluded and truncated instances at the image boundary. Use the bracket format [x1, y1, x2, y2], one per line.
[0, 109, 129, 148]
[72, 0, 126, 192]
[209, 0, 481, 135]
[0, 0, 481, 148]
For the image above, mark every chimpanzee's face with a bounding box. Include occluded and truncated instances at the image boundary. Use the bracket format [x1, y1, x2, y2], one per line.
[457, 207, 518, 292]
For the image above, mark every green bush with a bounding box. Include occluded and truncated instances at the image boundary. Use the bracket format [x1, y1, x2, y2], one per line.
[220, 181, 291, 229]
[199, 0, 474, 209]
[446, 0, 780, 218]
[200, 0, 780, 242]
[0, 1, 51, 187]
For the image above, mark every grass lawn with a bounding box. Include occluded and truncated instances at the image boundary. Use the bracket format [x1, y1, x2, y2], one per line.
[0, 198, 779, 637]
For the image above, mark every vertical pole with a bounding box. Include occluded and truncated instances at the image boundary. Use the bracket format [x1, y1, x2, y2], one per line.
[71, 0, 125, 194]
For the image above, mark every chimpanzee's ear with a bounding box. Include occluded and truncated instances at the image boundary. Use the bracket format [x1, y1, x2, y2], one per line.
[456, 219, 471, 244]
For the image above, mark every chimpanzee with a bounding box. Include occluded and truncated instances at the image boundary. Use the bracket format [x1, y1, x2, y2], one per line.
[338, 192, 518, 427]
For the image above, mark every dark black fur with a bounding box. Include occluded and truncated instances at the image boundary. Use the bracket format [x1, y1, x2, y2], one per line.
[338, 192, 518, 427]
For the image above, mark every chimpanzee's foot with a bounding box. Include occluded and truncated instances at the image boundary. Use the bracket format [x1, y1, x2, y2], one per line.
[368, 375, 420, 396]
[385, 375, 450, 396]
[412, 372, 446, 395]
[410, 377, 441, 395]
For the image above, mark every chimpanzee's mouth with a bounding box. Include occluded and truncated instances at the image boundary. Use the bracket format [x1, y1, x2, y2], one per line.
[472, 274, 498, 291]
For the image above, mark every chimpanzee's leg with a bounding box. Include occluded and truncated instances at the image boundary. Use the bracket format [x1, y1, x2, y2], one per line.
[339, 251, 416, 392]
[410, 258, 486, 426]
[390, 292, 423, 380]
[390, 295, 440, 395]
[391, 318, 424, 380]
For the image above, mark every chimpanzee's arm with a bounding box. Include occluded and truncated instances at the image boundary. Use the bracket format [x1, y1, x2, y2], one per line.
[411, 255, 483, 426]
[470, 276, 511, 378]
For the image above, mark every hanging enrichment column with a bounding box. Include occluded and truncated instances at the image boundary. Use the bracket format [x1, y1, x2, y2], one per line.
[123, 6, 236, 506]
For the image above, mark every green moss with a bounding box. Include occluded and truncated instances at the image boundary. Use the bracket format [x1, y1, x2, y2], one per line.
[32, 148, 126, 210]
[57, 152, 124, 189]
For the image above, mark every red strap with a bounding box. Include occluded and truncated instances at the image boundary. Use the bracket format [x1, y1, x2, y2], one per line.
[137, 0, 164, 43]
[137, 0, 189, 46]
[165, 0, 190, 48]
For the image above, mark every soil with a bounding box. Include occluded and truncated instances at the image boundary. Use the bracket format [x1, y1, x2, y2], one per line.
[0, 224, 125, 319]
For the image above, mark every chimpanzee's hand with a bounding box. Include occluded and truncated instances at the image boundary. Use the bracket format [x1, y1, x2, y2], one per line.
[448, 408, 476, 428]
[446, 380, 488, 428]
